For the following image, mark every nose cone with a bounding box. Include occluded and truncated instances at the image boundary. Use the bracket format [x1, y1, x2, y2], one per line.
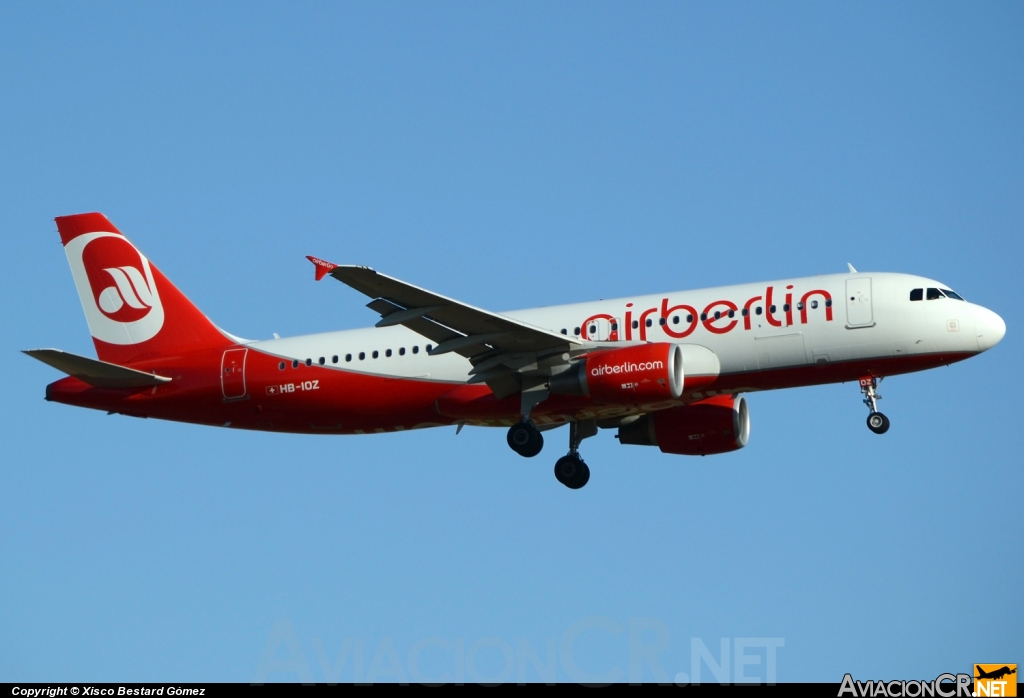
[975, 306, 1006, 351]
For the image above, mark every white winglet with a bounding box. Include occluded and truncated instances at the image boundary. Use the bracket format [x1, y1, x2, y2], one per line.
[847, 263, 858, 273]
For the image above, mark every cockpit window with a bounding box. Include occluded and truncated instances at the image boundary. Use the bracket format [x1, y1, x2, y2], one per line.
[941, 288, 964, 301]
[909, 288, 923, 301]
[926, 288, 943, 300]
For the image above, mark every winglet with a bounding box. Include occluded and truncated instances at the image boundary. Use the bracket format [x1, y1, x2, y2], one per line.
[307, 255, 339, 281]
[847, 263, 858, 273]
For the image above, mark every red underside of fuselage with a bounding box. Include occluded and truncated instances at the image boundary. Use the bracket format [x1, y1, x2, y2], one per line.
[45, 347, 975, 435]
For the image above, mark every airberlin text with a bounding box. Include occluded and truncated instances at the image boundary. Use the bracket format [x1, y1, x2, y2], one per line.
[580, 284, 834, 341]
[591, 360, 663, 376]
[838, 673, 972, 697]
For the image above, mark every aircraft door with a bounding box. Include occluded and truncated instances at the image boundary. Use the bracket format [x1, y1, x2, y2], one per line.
[583, 317, 618, 341]
[845, 278, 874, 328]
[221, 348, 248, 400]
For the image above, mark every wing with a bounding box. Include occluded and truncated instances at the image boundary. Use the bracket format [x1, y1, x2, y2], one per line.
[312, 259, 589, 399]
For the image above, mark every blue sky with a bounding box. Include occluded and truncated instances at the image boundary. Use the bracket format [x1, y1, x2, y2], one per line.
[1, 2, 1021, 683]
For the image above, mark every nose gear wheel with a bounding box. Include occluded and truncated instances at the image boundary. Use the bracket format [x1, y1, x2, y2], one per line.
[867, 411, 890, 434]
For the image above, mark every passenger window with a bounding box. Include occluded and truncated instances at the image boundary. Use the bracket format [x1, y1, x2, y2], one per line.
[358, 352, 365, 360]
[645, 319, 652, 327]
[941, 289, 964, 301]
[305, 358, 312, 366]
[399, 347, 406, 356]
[413, 346, 419, 354]
[332, 355, 338, 364]
[755, 307, 763, 315]
[687, 314, 694, 322]
[811, 300, 818, 309]
[560, 329, 567, 335]
[672, 316, 680, 324]
[783, 304, 790, 312]
[632, 320, 639, 329]
[927, 288, 943, 300]
[659, 317, 666, 326]
[372, 350, 379, 359]
[426, 344, 433, 353]
[386, 349, 392, 357]
[796, 302, 804, 311]
[292, 360, 299, 368]
[346, 354, 352, 362]
[318, 357, 325, 365]
[278, 362, 285, 370]
[727, 310, 735, 318]
[700, 313, 707, 321]
[741, 308, 748, 317]
[825, 299, 832, 308]
[714, 311, 721, 320]
[589, 324, 597, 334]
[909, 288, 923, 301]
[574, 327, 581, 335]
[769, 305, 776, 313]
[611, 322, 618, 331]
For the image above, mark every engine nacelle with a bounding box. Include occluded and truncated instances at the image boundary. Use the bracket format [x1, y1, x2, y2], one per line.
[617, 394, 750, 455]
[549, 342, 683, 405]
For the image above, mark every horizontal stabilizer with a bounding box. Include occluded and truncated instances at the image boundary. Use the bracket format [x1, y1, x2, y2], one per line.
[23, 349, 172, 388]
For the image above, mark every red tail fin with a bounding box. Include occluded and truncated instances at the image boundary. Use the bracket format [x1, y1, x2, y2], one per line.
[57, 213, 233, 365]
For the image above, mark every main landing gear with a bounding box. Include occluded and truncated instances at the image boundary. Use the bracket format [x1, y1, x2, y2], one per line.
[860, 376, 890, 435]
[554, 419, 597, 490]
[554, 454, 589, 490]
[507, 420, 544, 457]
[506, 418, 597, 489]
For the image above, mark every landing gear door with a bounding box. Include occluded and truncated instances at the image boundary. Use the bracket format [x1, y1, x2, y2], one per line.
[845, 278, 874, 328]
[221, 348, 248, 400]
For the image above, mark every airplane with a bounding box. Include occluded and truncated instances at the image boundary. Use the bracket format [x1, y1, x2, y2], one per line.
[975, 666, 1016, 681]
[26, 212, 1006, 489]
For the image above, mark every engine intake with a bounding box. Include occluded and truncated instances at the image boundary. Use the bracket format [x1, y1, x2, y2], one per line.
[549, 343, 683, 405]
[617, 394, 750, 456]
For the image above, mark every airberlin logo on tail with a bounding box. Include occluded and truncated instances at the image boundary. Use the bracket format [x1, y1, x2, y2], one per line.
[96, 265, 157, 317]
[64, 232, 165, 345]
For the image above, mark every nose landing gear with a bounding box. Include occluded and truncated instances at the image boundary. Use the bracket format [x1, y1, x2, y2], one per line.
[860, 376, 890, 434]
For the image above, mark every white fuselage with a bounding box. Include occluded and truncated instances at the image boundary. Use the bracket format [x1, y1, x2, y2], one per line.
[251, 272, 1005, 387]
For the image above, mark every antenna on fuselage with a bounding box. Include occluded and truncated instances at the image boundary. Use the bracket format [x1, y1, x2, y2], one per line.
[847, 263, 858, 273]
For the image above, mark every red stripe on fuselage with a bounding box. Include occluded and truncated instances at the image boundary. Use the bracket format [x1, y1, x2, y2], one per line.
[43, 347, 975, 434]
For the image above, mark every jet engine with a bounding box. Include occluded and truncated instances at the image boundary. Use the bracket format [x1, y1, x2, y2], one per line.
[549, 343, 683, 405]
[549, 343, 720, 405]
[617, 394, 750, 456]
